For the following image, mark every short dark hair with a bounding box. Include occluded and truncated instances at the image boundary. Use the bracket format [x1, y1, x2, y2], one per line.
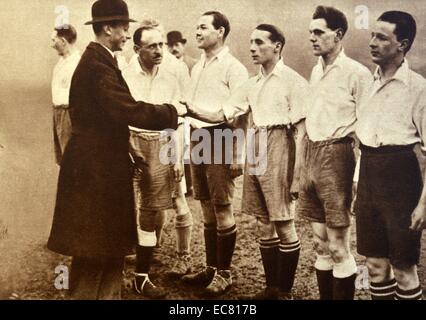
[256, 24, 286, 53]
[133, 26, 155, 46]
[54, 24, 77, 44]
[378, 11, 417, 54]
[92, 20, 124, 36]
[313, 6, 348, 37]
[202, 11, 230, 40]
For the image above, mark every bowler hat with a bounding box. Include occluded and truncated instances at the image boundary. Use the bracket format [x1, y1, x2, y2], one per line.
[167, 31, 187, 45]
[85, 0, 137, 25]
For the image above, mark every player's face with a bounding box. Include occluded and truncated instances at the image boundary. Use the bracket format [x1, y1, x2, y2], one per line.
[370, 20, 403, 66]
[196, 15, 222, 50]
[137, 29, 164, 67]
[309, 18, 338, 57]
[168, 42, 185, 59]
[250, 29, 278, 66]
[109, 22, 131, 51]
[51, 31, 65, 56]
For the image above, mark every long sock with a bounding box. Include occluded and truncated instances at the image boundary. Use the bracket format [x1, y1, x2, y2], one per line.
[175, 213, 193, 255]
[204, 223, 217, 267]
[370, 279, 397, 300]
[332, 255, 357, 300]
[136, 245, 154, 274]
[315, 254, 334, 300]
[259, 238, 280, 288]
[332, 274, 356, 300]
[395, 285, 423, 300]
[176, 226, 192, 255]
[217, 224, 237, 270]
[278, 240, 301, 293]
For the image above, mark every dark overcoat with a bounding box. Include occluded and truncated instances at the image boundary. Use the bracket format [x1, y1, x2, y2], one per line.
[47, 42, 178, 257]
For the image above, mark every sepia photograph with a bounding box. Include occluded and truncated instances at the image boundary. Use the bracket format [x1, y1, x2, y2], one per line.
[0, 0, 425, 303]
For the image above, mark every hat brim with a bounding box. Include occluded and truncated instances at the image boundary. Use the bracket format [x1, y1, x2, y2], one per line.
[84, 16, 137, 25]
[168, 39, 187, 45]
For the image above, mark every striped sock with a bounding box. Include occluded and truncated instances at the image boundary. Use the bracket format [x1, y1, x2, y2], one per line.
[278, 240, 301, 253]
[259, 238, 280, 288]
[395, 285, 423, 300]
[370, 279, 397, 300]
[278, 240, 301, 293]
[217, 224, 237, 270]
[204, 223, 217, 267]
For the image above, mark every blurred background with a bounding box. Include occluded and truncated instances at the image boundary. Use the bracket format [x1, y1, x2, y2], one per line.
[0, 0, 425, 298]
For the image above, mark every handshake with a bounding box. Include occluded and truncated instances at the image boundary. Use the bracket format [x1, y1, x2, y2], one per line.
[172, 101, 196, 117]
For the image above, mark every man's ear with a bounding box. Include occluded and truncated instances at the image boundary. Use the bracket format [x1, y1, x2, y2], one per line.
[399, 39, 410, 53]
[275, 42, 282, 53]
[104, 24, 113, 36]
[218, 26, 225, 39]
[133, 45, 140, 54]
[335, 28, 344, 41]
[59, 37, 67, 45]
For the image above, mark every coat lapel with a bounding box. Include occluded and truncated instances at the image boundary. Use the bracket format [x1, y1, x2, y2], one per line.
[87, 42, 118, 70]
[87, 42, 129, 89]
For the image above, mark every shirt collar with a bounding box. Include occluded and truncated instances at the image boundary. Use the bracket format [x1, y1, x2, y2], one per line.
[373, 58, 410, 85]
[257, 58, 286, 81]
[317, 48, 347, 71]
[201, 46, 229, 65]
[129, 55, 160, 77]
[97, 42, 115, 58]
[62, 50, 80, 61]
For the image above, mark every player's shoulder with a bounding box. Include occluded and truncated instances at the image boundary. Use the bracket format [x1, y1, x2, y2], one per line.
[280, 63, 308, 84]
[343, 55, 371, 77]
[220, 51, 246, 72]
[408, 68, 426, 94]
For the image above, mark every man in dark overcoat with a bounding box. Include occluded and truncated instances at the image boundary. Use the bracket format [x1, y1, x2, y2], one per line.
[47, 0, 184, 299]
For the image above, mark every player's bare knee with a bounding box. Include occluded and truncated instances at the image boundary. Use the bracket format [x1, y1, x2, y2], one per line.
[393, 265, 418, 288]
[312, 235, 328, 256]
[366, 258, 389, 282]
[175, 212, 193, 229]
[215, 204, 235, 229]
[257, 218, 275, 240]
[328, 241, 348, 263]
[275, 220, 298, 243]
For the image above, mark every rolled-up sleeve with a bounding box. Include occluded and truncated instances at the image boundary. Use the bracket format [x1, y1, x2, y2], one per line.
[227, 62, 249, 94]
[223, 81, 251, 122]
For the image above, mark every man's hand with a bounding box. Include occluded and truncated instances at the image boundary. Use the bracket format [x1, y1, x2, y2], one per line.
[173, 162, 184, 183]
[410, 202, 426, 232]
[179, 101, 196, 116]
[173, 102, 188, 117]
[229, 163, 243, 179]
